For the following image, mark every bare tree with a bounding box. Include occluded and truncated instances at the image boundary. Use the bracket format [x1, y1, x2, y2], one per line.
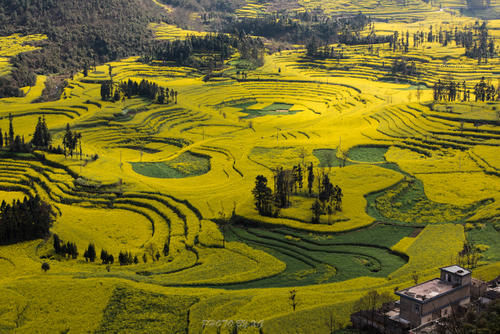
[353, 290, 394, 327]
[289, 289, 298, 311]
[326, 310, 339, 333]
[298, 147, 307, 165]
[412, 271, 420, 285]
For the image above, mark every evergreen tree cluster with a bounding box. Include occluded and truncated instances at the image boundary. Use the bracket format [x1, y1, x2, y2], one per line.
[252, 175, 277, 217]
[305, 41, 347, 59]
[82, 243, 114, 264]
[433, 77, 499, 102]
[0, 114, 31, 153]
[142, 33, 264, 70]
[32, 116, 51, 147]
[252, 163, 343, 224]
[227, 13, 375, 46]
[0, 196, 54, 245]
[396, 22, 495, 63]
[118, 251, 136, 266]
[390, 30, 410, 52]
[101, 79, 179, 105]
[8, 135, 32, 153]
[62, 123, 81, 158]
[53, 234, 78, 259]
[83, 243, 96, 262]
[143, 33, 236, 66]
[100, 249, 114, 265]
[252, 164, 306, 216]
[0, 113, 60, 154]
[312, 173, 343, 224]
[160, 0, 244, 13]
[306, 35, 391, 59]
[473, 77, 499, 102]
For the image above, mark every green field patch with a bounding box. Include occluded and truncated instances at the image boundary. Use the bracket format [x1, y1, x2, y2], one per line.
[347, 146, 389, 163]
[222, 223, 412, 288]
[366, 177, 493, 225]
[233, 101, 301, 118]
[130, 151, 210, 178]
[467, 224, 500, 262]
[313, 149, 352, 167]
[118, 145, 162, 154]
[96, 285, 198, 333]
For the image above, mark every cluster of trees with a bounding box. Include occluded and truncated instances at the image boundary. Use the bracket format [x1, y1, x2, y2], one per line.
[252, 163, 310, 216]
[433, 80, 468, 102]
[83, 243, 115, 264]
[460, 22, 494, 63]
[433, 78, 499, 102]
[32, 116, 51, 147]
[273, 166, 300, 209]
[101, 79, 179, 105]
[53, 234, 78, 259]
[0, 196, 53, 245]
[120, 79, 178, 103]
[389, 31, 410, 53]
[252, 175, 279, 217]
[84, 242, 167, 265]
[83, 243, 97, 262]
[306, 33, 391, 59]
[455, 240, 481, 269]
[473, 77, 499, 102]
[0, 114, 31, 153]
[0, 73, 34, 99]
[437, 299, 500, 333]
[403, 22, 495, 63]
[466, 0, 492, 9]
[160, 0, 244, 13]
[118, 251, 137, 265]
[352, 290, 394, 327]
[0, 114, 65, 155]
[252, 163, 343, 224]
[0, 0, 166, 96]
[100, 249, 114, 265]
[62, 123, 81, 158]
[306, 41, 346, 59]
[227, 13, 374, 47]
[390, 59, 417, 76]
[311, 173, 343, 224]
[142, 33, 264, 71]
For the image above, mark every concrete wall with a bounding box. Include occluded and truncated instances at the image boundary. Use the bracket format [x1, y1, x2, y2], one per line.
[421, 285, 470, 317]
[400, 296, 422, 327]
[401, 284, 470, 327]
[440, 271, 471, 286]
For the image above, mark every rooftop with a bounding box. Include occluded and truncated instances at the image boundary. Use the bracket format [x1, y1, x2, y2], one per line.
[396, 278, 455, 302]
[441, 265, 471, 276]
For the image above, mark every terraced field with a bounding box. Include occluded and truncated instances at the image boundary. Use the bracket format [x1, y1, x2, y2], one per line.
[235, 0, 446, 22]
[0, 3, 499, 333]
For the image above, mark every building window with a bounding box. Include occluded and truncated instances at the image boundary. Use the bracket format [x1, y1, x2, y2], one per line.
[415, 304, 420, 313]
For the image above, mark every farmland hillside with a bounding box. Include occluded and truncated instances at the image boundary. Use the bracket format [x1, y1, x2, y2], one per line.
[0, 0, 165, 94]
[0, 0, 499, 333]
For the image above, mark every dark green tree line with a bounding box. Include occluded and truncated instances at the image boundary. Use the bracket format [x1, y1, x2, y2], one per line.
[0, 196, 54, 245]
